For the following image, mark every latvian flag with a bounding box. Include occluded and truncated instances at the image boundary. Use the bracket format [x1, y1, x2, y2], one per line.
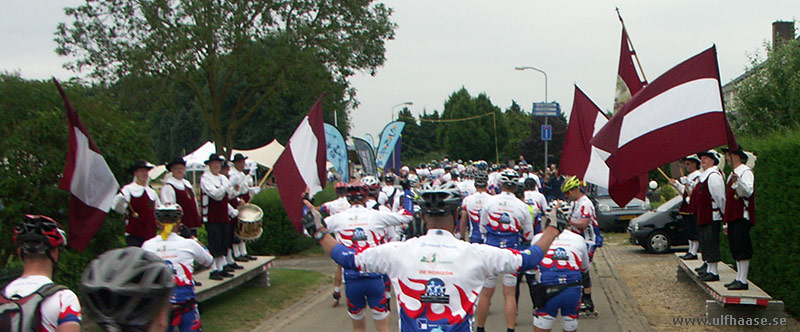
[591, 46, 738, 187]
[274, 95, 328, 234]
[55, 79, 120, 251]
[559, 86, 646, 206]
[614, 27, 647, 114]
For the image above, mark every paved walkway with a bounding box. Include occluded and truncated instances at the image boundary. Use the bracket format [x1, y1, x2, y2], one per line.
[251, 240, 654, 332]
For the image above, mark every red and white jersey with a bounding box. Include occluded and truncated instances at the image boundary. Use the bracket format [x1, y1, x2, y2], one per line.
[325, 205, 411, 252]
[321, 197, 351, 215]
[353, 229, 534, 331]
[523, 190, 547, 213]
[480, 192, 534, 248]
[457, 180, 477, 197]
[532, 230, 589, 284]
[4, 275, 81, 331]
[142, 233, 213, 287]
[569, 195, 600, 246]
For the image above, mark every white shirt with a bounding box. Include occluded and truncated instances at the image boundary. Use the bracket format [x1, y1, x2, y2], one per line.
[730, 164, 755, 219]
[112, 182, 160, 214]
[200, 170, 238, 219]
[228, 168, 256, 197]
[142, 233, 213, 287]
[699, 166, 726, 220]
[675, 169, 701, 204]
[325, 205, 411, 251]
[4, 275, 81, 331]
[532, 230, 590, 284]
[569, 195, 600, 247]
[321, 196, 351, 215]
[462, 191, 492, 241]
[160, 176, 194, 205]
[458, 180, 477, 197]
[480, 192, 534, 244]
[353, 229, 535, 330]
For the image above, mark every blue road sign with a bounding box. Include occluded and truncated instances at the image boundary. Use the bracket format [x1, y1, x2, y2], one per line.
[541, 125, 552, 141]
[532, 102, 561, 116]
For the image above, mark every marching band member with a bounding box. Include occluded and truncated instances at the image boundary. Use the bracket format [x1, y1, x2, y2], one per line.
[161, 157, 203, 237]
[722, 146, 756, 290]
[671, 155, 702, 260]
[229, 153, 257, 262]
[113, 160, 160, 247]
[200, 154, 239, 280]
[694, 150, 726, 282]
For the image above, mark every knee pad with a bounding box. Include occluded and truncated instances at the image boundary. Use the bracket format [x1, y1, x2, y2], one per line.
[533, 314, 556, 330]
[483, 275, 498, 288]
[347, 307, 366, 320]
[563, 315, 578, 331]
[502, 273, 517, 287]
[371, 307, 390, 320]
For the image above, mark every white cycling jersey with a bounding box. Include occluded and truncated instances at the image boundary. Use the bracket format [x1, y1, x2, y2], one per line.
[4, 275, 81, 331]
[321, 196, 351, 215]
[345, 229, 544, 332]
[142, 233, 213, 302]
[569, 195, 600, 247]
[461, 192, 492, 242]
[480, 192, 534, 249]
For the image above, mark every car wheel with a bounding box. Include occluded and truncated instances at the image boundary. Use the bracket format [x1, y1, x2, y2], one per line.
[646, 231, 671, 254]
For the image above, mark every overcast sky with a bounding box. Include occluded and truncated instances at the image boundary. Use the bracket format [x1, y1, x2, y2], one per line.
[2, 1, 797, 142]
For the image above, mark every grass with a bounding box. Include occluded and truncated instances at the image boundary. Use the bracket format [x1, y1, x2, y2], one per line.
[81, 268, 328, 332]
[200, 268, 328, 331]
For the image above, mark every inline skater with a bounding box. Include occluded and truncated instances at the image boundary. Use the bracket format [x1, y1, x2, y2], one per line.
[459, 172, 491, 243]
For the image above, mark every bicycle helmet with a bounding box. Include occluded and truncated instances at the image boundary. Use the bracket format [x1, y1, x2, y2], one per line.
[561, 175, 583, 193]
[417, 182, 462, 216]
[334, 181, 347, 195]
[155, 204, 183, 223]
[360, 176, 380, 188]
[13, 215, 67, 255]
[474, 172, 488, 187]
[346, 182, 369, 203]
[81, 247, 175, 332]
[383, 173, 395, 184]
[407, 174, 420, 188]
[499, 169, 519, 187]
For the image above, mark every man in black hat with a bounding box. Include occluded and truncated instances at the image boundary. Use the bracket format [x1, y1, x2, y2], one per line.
[228, 153, 257, 262]
[722, 146, 755, 290]
[161, 157, 203, 236]
[112, 160, 161, 247]
[670, 154, 702, 260]
[693, 150, 726, 281]
[200, 154, 239, 280]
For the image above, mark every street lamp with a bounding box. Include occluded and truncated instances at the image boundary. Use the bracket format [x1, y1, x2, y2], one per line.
[391, 102, 413, 122]
[515, 66, 550, 167]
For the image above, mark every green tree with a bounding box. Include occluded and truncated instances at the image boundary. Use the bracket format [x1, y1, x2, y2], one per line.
[730, 39, 800, 136]
[520, 113, 567, 170]
[501, 100, 533, 162]
[56, 0, 396, 158]
[440, 88, 507, 162]
[0, 75, 152, 288]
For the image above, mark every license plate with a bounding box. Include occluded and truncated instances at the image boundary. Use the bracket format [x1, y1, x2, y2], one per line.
[619, 215, 637, 220]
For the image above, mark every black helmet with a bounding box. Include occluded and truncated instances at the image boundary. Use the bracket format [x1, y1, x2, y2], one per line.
[417, 182, 463, 216]
[499, 169, 520, 187]
[155, 204, 183, 223]
[474, 172, 488, 187]
[81, 247, 175, 331]
[523, 177, 537, 190]
[13, 215, 67, 254]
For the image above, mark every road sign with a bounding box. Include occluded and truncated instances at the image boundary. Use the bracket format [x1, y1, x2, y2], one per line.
[541, 124, 552, 141]
[532, 102, 561, 116]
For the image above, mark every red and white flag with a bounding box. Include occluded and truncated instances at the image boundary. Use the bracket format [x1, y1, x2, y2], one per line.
[613, 27, 647, 114]
[560, 86, 646, 205]
[591, 46, 738, 188]
[274, 95, 327, 234]
[54, 79, 120, 251]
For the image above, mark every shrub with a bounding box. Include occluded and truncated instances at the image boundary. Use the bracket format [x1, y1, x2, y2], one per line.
[246, 184, 336, 256]
[722, 128, 800, 317]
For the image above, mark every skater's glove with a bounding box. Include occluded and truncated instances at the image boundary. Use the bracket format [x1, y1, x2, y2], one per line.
[302, 209, 324, 239]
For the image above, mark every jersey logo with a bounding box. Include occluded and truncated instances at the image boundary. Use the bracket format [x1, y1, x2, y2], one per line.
[420, 278, 450, 304]
[498, 212, 511, 224]
[553, 247, 569, 261]
[352, 227, 367, 241]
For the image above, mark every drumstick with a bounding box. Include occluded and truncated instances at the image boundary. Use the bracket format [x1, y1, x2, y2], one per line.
[127, 202, 139, 218]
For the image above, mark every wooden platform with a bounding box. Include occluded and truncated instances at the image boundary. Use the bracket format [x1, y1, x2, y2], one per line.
[675, 253, 788, 320]
[195, 256, 275, 303]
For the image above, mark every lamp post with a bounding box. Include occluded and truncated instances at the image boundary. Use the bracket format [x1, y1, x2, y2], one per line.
[515, 66, 549, 167]
[391, 102, 414, 122]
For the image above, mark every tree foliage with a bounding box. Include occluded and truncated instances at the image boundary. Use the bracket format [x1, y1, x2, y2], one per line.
[730, 39, 800, 137]
[438, 88, 508, 163]
[56, 0, 396, 158]
[0, 74, 152, 279]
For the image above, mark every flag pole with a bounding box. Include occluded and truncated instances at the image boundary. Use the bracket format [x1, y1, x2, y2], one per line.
[656, 167, 671, 181]
[258, 167, 275, 187]
[616, 7, 648, 82]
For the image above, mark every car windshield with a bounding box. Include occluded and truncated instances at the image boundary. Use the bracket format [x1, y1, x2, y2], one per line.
[656, 196, 682, 212]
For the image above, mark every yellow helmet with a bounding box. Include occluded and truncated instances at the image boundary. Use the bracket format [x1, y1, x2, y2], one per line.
[561, 175, 583, 193]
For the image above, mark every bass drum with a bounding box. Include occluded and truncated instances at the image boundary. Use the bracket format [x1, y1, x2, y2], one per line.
[236, 203, 264, 241]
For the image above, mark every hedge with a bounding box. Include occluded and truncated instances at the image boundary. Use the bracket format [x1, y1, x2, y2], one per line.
[719, 128, 800, 317]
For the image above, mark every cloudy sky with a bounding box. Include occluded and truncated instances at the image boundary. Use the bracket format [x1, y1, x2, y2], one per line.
[2, 0, 797, 142]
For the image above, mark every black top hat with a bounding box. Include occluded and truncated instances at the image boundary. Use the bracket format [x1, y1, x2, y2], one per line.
[128, 160, 154, 174]
[232, 153, 248, 162]
[205, 153, 225, 164]
[696, 150, 720, 165]
[721, 145, 748, 161]
[166, 157, 186, 171]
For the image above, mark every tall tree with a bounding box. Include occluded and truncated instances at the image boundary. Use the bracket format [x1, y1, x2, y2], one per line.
[440, 88, 506, 162]
[502, 100, 532, 162]
[730, 39, 800, 136]
[56, 0, 396, 158]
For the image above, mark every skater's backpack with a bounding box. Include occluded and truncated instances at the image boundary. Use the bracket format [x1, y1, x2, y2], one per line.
[0, 283, 67, 332]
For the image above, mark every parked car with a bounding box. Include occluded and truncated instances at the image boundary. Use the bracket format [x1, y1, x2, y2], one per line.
[586, 185, 650, 231]
[627, 196, 688, 253]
